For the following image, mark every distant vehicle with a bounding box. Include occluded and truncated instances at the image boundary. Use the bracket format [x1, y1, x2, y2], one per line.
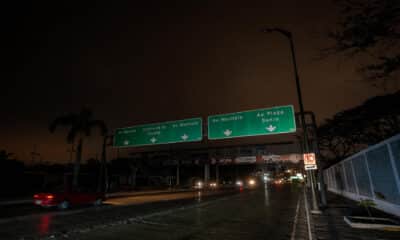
[246, 178, 258, 188]
[193, 180, 204, 189]
[248, 178, 256, 187]
[236, 180, 244, 187]
[208, 181, 218, 188]
[236, 178, 258, 189]
[33, 188, 105, 210]
[191, 179, 219, 189]
[273, 178, 285, 185]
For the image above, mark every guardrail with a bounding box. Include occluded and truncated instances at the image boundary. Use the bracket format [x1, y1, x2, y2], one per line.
[323, 134, 400, 217]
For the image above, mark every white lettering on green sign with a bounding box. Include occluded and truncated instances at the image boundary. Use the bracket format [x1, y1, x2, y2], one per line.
[208, 105, 296, 140]
[114, 118, 202, 147]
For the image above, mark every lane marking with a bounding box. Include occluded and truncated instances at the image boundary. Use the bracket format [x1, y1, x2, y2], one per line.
[290, 196, 301, 240]
[303, 188, 313, 240]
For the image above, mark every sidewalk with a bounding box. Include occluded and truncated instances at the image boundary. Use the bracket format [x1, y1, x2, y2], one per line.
[0, 188, 193, 206]
[311, 191, 400, 240]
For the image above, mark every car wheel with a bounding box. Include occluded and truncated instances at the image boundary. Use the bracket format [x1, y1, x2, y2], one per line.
[58, 200, 69, 210]
[93, 198, 103, 206]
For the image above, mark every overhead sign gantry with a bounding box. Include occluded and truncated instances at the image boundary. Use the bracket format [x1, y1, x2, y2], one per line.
[114, 118, 202, 147]
[207, 105, 296, 140]
[114, 105, 296, 147]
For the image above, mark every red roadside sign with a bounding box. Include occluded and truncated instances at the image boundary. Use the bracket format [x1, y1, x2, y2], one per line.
[303, 153, 317, 170]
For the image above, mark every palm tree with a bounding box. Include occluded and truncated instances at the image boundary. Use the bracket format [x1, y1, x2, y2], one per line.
[98, 134, 112, 192]
[49, 107, 107, 187]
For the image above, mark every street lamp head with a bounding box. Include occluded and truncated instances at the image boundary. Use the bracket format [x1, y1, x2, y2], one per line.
[261, 27, 292, 38]
[261, 27, 275, 33]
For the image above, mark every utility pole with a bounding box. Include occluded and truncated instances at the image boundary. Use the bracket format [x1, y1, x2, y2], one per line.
[305, 111, 327, 207]
[67, 144, 75, 165]
[262, 28, 320, 213]
[215, 163, 219, 183]
[204, 121, 210, 186]
[176, 157, 180, 186]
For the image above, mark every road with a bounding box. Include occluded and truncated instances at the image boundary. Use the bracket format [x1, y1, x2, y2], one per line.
[0, 185, 304, 239]
[0, 188, 238, 239]
[71, 184, 302, 240]
[0, 189, 198, 219]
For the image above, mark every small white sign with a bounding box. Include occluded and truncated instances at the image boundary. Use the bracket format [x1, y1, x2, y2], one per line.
[305, 164, 317, 170]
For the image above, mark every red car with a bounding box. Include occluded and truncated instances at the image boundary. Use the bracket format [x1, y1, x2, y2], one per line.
[33, 189, 105, 210]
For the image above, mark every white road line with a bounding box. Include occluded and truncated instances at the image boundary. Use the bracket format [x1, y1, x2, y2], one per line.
[303, 188, 313, 240]
[290, 196, 301, 240]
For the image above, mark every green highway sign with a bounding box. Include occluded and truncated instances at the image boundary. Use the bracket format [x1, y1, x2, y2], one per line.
[114, 118, 202, 147]
[208, 105, 296, 140]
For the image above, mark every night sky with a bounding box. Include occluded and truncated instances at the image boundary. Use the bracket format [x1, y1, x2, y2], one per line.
[2, 1, 382, 163]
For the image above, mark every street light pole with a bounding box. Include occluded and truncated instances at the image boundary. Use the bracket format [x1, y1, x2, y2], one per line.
[262, 28, 309, 152]
[262, 28, 320, 212]
[306, 112, 327, 207]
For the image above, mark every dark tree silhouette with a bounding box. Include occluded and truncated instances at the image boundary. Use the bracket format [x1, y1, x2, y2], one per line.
[318, 91, 400, 164]
[49, 108, 107, 187]
[327, 0, 400, 89]
[0, 150, 26, 197]
[0, 150, 14, 161]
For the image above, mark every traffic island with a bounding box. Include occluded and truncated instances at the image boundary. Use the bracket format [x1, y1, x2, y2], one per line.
[344, 216, 400, 231]
[343, 198, 400, 231]
[311, 192, 400, 239]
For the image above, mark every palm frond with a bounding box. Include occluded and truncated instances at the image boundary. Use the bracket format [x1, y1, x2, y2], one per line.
[49, 113, 78, 133]
[79, 107, 93, 122]
[67, 126, 81, 143]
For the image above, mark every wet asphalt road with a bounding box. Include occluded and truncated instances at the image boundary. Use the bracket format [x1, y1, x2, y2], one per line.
[0, 185, 302, 239]
[62, 184, 301, 240]
[0, 189, 239, 239]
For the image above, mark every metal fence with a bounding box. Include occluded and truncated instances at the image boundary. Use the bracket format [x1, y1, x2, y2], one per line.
[323, 134, 400, 217]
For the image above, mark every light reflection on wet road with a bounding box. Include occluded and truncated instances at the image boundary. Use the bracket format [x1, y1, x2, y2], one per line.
[38, 214, 52, 236]
[104, 190, 210, 206]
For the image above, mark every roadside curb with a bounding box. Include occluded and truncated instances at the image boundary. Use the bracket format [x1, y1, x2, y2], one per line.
[304, 187, 317, 240]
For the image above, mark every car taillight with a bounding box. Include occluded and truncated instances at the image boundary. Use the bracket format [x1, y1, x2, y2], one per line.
[46, 195, 54, 199]
[33, 194, 39, 198]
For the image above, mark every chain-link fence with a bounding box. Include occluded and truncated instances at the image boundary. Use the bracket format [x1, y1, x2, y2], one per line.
[324, 134, 400, 216]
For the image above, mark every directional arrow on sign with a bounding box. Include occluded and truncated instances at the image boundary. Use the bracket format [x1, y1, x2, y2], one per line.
[181, 134, 188, 141]
[114, 117, 202, 147]
[223, 129, 232, 137]
[266, 125, 277, 132]
[207, 105, 295, 140]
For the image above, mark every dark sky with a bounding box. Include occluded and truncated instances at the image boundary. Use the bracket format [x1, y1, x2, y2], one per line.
[1, 0, 382, 163]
